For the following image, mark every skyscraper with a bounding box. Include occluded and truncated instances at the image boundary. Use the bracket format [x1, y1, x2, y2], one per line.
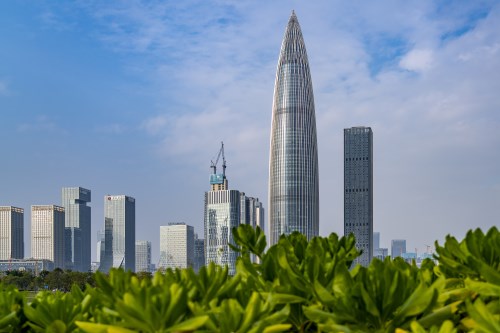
[194, 233, 205, 273]
[159, 223, 194, 270]
[269, 11, 319, 246]
[240, 194, 265, 263]
[391, 239, 407, 258]
[205, 189, 240, 275]
[135, 240, 151, 273]
[0, 206, 24, 260]
[96, 229, 105, 264]
[99, 195, 135, 272]
[240, 194, 265, 230]
[344, 126, 373, 266]
[61, 187, 91, 272]
[204, 143, 262, 274]
[31, 205, 65, 269]
[373, 232, 380, 252]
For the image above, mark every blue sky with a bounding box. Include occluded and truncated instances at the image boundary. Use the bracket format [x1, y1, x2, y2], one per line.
[1, 0, 499, 263]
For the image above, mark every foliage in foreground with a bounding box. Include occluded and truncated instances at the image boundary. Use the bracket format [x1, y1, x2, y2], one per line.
[0, 226, 499, 332]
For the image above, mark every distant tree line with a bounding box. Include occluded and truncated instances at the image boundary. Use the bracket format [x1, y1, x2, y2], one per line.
[0, 269, 153, 292]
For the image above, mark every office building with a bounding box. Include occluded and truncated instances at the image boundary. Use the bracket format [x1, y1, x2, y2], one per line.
[0, 206, 24, 260]
[159, 223, 194, 270]
[64, 227, 81, 270]
[205, 189, 240, 275]
[402, 252, 417, 263]
[99, 195, 135, 272]
[204, 143, 262, 274]
[373, 232, 380, 252]
[240, 194, 265, 263]
[61, 187, 91, 272]
[96, 229, 105, 263]
[374, 248, 389, 260]
[269, 11, 319, 246]
[241, 194, 265, 231]
[194, 234, 205, 273]
[31, 205, 65, 269]
[344, 126, 373, 267]
[135, 240, 151, 273]
[391, 239, 407, 258]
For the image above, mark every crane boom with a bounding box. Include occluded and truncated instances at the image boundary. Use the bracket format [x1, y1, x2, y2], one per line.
[211, 142, 226, 177]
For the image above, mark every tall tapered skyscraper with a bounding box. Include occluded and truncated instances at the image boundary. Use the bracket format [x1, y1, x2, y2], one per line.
[269, 11, 319, 245]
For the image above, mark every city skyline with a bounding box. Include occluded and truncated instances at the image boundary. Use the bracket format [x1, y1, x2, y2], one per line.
[1, 2, 500, 264]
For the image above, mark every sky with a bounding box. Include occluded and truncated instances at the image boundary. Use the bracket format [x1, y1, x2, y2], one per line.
[1, 0, 499, 264]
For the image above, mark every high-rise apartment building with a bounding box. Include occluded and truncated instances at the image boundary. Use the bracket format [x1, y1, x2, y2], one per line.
[344, 126, 373, 267]
[31, 205, 65, 269]
[61, 187, 91, 272]
[391, 239, 407, 258]
[135, 240, 151, 273]
[159, 223, 194, 270]
[0, 206, 24, 260]
[99, 195, 135, 272]
[269, 11, 319, 246]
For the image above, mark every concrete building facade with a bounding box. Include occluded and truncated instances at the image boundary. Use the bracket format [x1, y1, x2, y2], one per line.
[159, 223, 194, 270]
[31, 205, 65, 269]
[0, 206, 24, 260]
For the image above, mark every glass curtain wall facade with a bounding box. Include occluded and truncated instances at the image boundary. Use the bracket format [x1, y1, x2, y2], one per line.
[194, 234, 205, 273]
[0, 206, 24, 260]
[100, 195, 135, 272]
[61, 187, 91, 272]
[204, 190, 240, 275]
[96, 229, 105, 264]
[269, 11, 319, 246]
[344, 127, 373, 266]
[135, 240, 151, 272]
[391, 239, 407, 258]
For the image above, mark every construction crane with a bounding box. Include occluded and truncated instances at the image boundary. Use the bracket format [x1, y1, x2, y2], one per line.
[211, 141, 226, 178]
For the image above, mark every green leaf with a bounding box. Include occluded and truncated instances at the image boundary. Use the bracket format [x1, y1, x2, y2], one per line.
[464, 278, 500, 297]
[166, 315, 209, 332]
[466, 298, 500, 333]
[262, 324, 293, 333]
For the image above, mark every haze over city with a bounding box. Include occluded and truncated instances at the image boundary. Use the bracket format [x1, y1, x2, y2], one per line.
[1, 1, 499, 264]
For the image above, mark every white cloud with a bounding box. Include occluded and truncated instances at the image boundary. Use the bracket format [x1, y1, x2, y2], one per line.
[399, 49, 434, 72]
[0, 80, 10, 96]
[141, 115, 168, 135]
[17, 115, 56, 132]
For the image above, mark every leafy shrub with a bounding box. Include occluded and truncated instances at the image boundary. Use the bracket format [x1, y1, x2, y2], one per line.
[0, 226, 498, 332]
